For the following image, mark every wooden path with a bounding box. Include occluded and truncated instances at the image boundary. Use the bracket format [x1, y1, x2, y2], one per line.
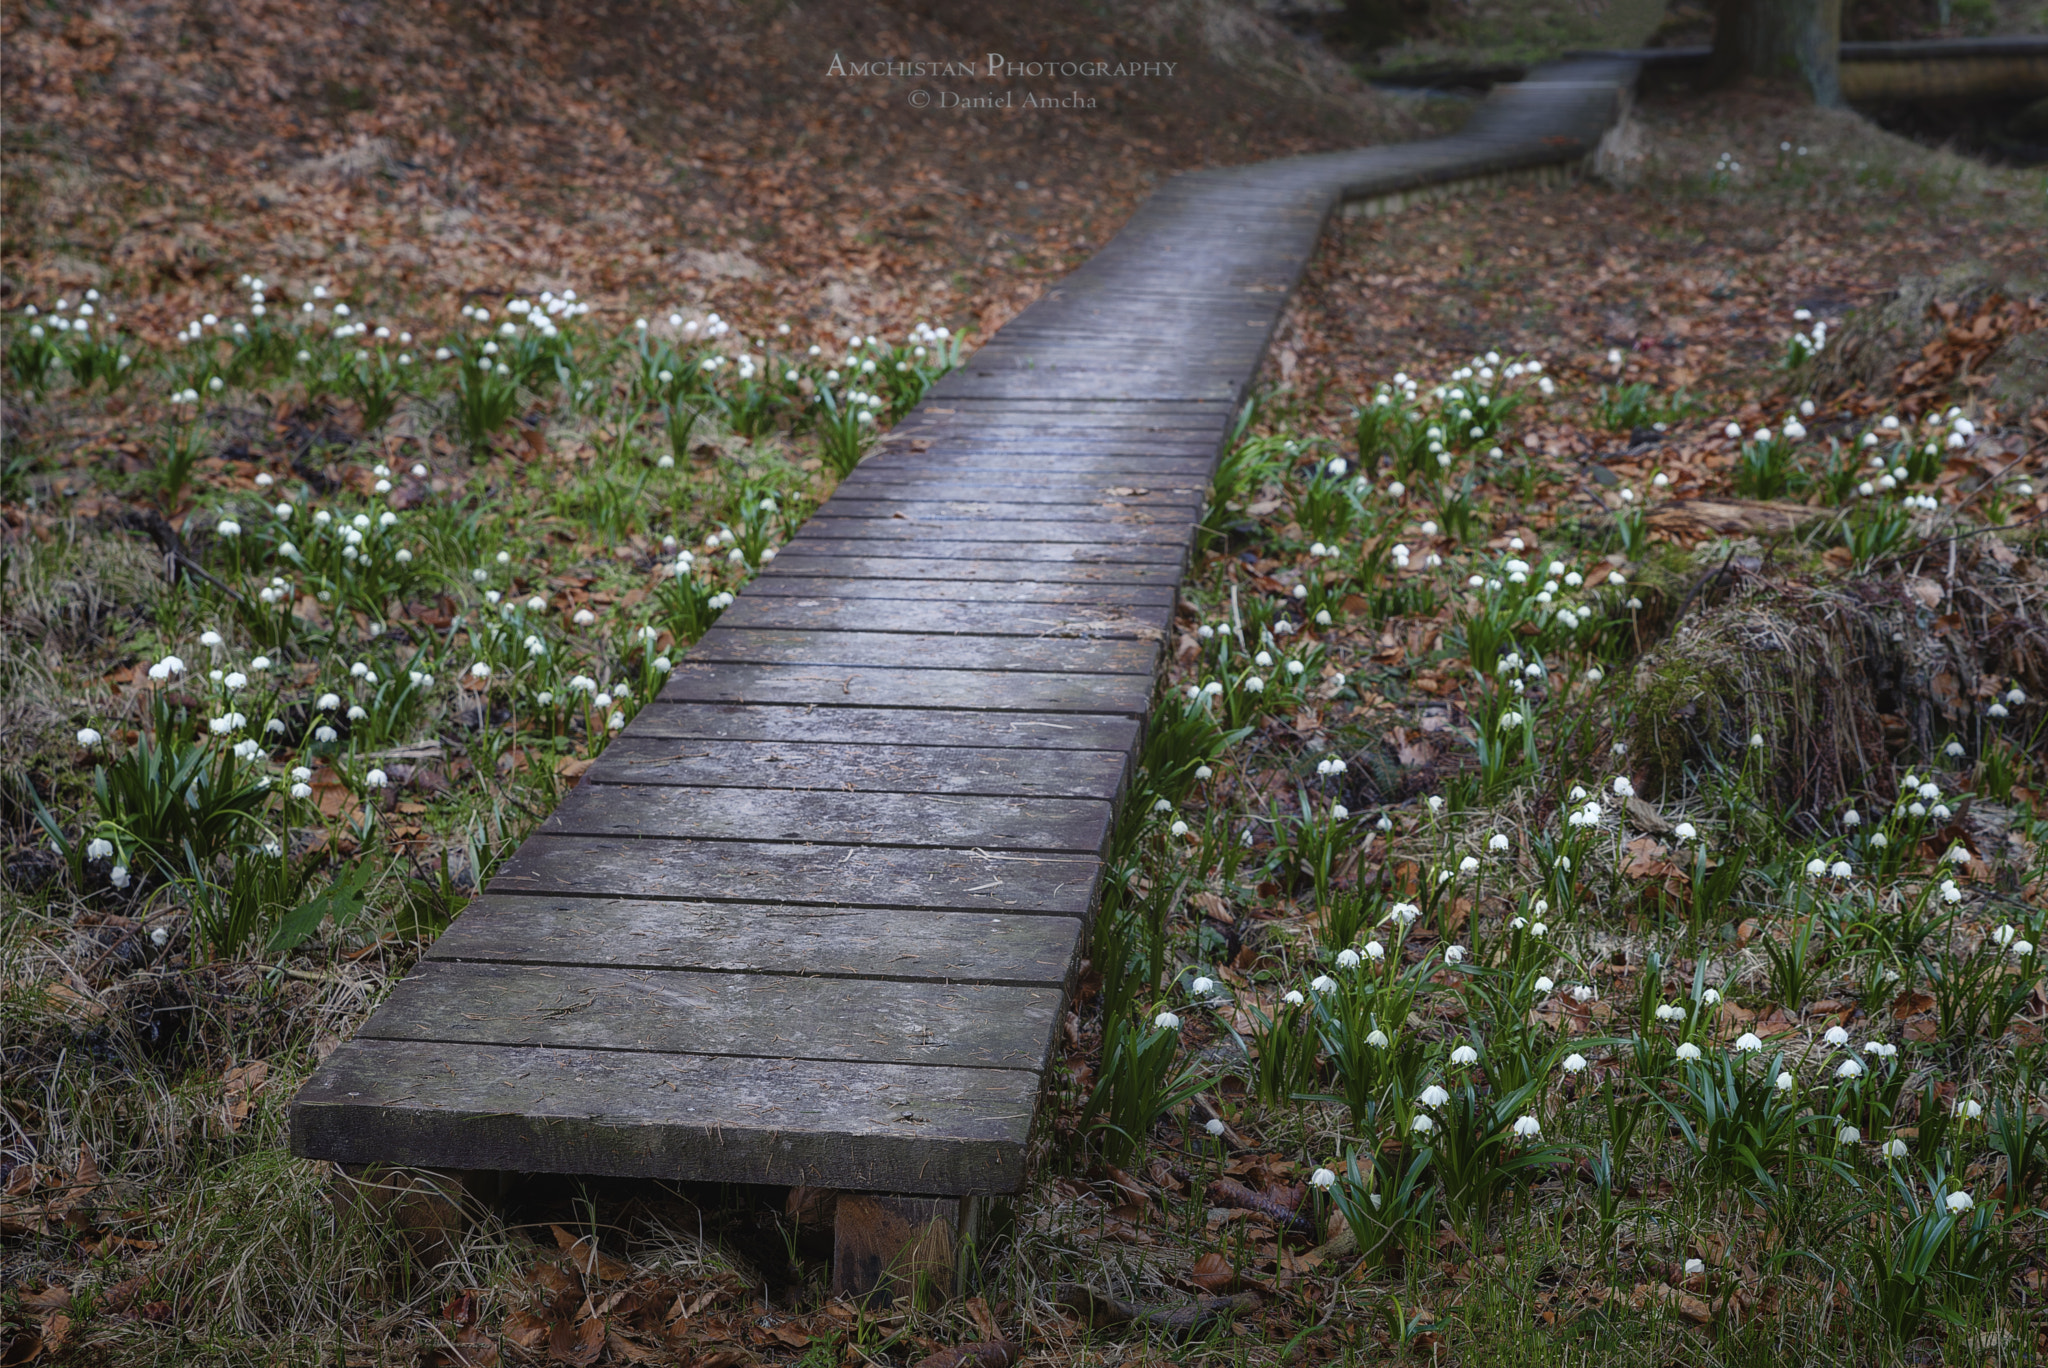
[291, 57, 1636, 1278]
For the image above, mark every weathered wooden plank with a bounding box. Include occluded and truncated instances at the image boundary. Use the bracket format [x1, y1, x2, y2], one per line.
[654, 662, 1154, 715]
[544, 782, 1113, 856]
[779, 538, 1187, 566]
[689, 628, 1160, 676]
[426, 896, 1084, 985]
[852, 457, 1218, 481]
[361, 961, 1063, 1072]
[756, 554, 1184, 586]
[588, 735, 1127, 801]
[829, 478, 1208, 507]
[742, 574, 1178, 606]
[803, 506, 1194, 536]
[816, 496, 1203, 523]
[624, 703, 1138, 753]
[292, 1039, 1041, 1194]
[716, 594, 1172, 640]
[490, 836, 1101, 918]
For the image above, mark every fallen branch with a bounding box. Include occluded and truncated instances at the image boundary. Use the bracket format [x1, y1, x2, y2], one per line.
[1207, 1177, 1314, 1242]
[1056, 1283, 1260, 1337]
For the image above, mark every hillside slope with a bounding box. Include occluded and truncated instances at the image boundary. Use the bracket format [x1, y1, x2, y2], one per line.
[2, 0, 1431, 339]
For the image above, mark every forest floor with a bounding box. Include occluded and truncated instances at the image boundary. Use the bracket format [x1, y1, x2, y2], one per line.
[5, 1, 2048, 1365]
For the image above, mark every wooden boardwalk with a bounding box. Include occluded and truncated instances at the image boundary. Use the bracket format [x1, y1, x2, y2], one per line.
[291, 59, 1636, 1247]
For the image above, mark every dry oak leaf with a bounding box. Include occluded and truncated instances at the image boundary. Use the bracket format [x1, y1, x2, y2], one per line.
[550, 1225, 634, 1282]
[1188, 1251, 1239, 1294]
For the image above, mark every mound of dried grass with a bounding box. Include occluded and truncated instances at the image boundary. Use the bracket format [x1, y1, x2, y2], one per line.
[1628, 536, 2048, 817]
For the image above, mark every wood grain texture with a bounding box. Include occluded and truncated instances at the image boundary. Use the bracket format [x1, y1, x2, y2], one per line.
[426, 896, 1082, 984]
[716, 594, 1172, 640]
[361, 960, 1063, 1071]
[292, 1039, 1041, 1194]
[758, 554, 1184, 586]
[686, 628, 1160, 676]
[654, 661, 1155, 715]
[588, 734, 1129, 800]
[623, 702, 1138, 753]
[741, 574, 1178, 606]
[490, 835, 1103, 918]
[542, 782, 1114, 855]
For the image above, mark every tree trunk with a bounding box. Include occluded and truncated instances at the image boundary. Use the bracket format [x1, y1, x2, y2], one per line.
[1711, 0, 1843, 105]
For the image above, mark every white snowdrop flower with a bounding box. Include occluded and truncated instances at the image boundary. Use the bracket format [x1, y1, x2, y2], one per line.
[1829, 860, 1852, 879]
[1954, 1098, 1984, 1120]
[1194, 765, 1212, 781]
[572, 608, 596, 627]
[1282, 989, 1305, 1006]
[1945, 1191, 1973, 1214]
[1823, 1025, 1852, 1047]
[1419, 1084, 1451, 1110]
[1458, 856, 1479, 874]
[592, 693, 613, 712]
[1733, 1032, 1763, 1053]
[1562, 1053, 1587, 1074]
[1331, 804, 1349, 821]
[1676, 1043, 1703, 1061]
[2008, 687, 2028, 705]
[1443, 945, 1464, 964]
[470, 662, 492, 680]
[1655, 1004, 1684, 1022]
[76, 726, 105, 748]
[1310, 1167, 1337, 1190]
[1990, 703, 2009, 719]
[1244, 676, 1264, 693]
[1612, 776, 1635, 798]
[1375, 815, 1392, 832]
[1363, 940, 1385, 961]
[1805, 857, 1827, 879]
[1411, 1113, 1436, 1134]
[1512, 1115, 1542, 1140]
[1918, 780, 1941, 801]
[1836, 1125, 1861, 1145]
[2013, 941, 2035, 957]
[1836, 1058, 1865, 1080]
[1205, 1118, 1227, 1138]
[1684, 1257, 1706, 1276]
[1366, 1029, 1390, 1048]
[361, 768, 391, 790]
[86, 837, 115, 862]
[313, 725, 338, 744]
[1169, 820, 1189, 838]
[1450, 1045, 1479, 1066]
[1881, 1138, 1909, 1159]
[1776, 1072, 1796, 1092]
[1909, 802, 1927, 817]
[1940, 880, 1963, 904]
[1945, 741, 1966, 758]
[1310, 975, 1338, 995]
[1750, 733, 1765, 748]
[1154, 1011, 1182, 1031]
[1500, 711, 1524, 730]
[1487, 832, 1509, 852]
[1534, 976, 1555, 994]
[1428, 796, 1444, 814]
[1572, 985, 1597, 1004]
[110, 865, 131, 889]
